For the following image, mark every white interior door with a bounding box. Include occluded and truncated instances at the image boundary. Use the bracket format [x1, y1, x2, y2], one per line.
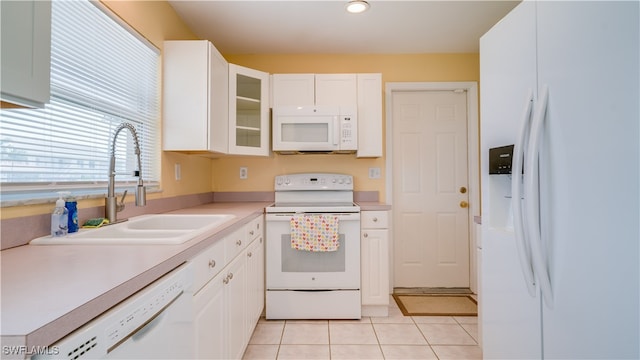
[392, 90, 470, 288]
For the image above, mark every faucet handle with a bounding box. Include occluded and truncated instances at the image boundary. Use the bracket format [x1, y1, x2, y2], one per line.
[117, 190, 128, 212]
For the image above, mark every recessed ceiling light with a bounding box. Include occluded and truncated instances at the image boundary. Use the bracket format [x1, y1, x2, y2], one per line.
[346, 0, 370, 14]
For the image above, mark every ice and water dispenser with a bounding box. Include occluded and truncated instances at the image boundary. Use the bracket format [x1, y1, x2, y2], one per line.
[489, 145, 514, 175]
[488, 145, 521, 230]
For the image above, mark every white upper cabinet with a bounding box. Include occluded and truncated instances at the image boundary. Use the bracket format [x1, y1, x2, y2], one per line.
[163, 40, 228, 152]
[355, 74, 383, 158]
[315, 74, 357, 106]
[163, 40, 269, 156]
[229, 64, 270, 156]
[0, 0, 51, 108]
[271, 74, 315, 107]
[271, 73, 357, 107]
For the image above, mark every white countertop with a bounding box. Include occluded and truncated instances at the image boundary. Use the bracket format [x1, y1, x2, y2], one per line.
[356, 202, 392, 211]
[0, 202, 269, 351]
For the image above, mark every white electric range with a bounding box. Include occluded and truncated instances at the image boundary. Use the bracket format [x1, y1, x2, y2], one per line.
[265, 173, 361, 319]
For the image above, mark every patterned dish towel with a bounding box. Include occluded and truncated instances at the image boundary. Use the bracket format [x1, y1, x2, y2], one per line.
[290, 214, 340, 252]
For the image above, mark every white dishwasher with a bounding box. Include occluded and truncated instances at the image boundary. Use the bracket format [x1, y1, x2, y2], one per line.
[33, 263, 194, 360]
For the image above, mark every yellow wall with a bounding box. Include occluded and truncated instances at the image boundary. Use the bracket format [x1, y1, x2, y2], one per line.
[100, 1, 213, 200]
[2, 1, 479, 219]
[215, 54, 480, 202]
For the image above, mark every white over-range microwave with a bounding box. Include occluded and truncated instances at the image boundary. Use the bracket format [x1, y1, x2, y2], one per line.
[272, 105, 357, 153]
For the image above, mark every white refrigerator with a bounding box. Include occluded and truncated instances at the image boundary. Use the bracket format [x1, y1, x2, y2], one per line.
[479, 1, 639, 359]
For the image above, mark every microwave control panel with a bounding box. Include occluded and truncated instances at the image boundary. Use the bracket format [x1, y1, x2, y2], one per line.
[339, 113, 357, 150]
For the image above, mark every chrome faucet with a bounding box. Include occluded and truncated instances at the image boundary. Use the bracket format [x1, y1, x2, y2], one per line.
[105, 123, 146, 223]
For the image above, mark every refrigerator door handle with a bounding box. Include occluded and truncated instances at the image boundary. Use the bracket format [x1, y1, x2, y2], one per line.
[525, 84, 553, 307]
[512, 90, 537, 297]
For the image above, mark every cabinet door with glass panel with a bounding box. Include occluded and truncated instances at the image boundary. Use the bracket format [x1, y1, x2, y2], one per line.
[229, 64, 270, 156]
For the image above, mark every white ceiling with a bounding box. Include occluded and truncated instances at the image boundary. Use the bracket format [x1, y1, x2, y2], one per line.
[167, 1, 520, 54]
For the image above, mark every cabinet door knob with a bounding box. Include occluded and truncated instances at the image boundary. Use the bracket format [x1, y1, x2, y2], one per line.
[248, 252, 253, 257]
[208, 260, 216, 268]
[460, 201, 469, 208]
[228, 272, 234, 280]
[372, 217, 378, 222]
[249, 230, 254, 236]
[363, 233, 368, 238]
[236, 239, 242, 246]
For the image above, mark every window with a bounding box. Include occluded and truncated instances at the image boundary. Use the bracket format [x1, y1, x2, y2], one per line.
[0, 0, 160, 204]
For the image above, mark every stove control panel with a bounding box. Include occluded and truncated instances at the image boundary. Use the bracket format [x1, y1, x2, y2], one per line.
[275, 173, 353, 191]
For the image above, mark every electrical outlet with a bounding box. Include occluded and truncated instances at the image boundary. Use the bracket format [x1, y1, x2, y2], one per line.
[368, 167, 381, 179]
[239, 167, 248, 179]
[174, 163, 181, 181]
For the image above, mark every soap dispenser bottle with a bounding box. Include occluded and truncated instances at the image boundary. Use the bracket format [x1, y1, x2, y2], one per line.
[51, 192, 69, 237]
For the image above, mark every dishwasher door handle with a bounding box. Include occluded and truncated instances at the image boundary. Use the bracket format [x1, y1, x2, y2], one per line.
[107, 290, 184, 353]
[131, 310, 165, 342]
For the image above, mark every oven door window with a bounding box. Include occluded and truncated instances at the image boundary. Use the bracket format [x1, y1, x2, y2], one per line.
[281, 234, 345, 272]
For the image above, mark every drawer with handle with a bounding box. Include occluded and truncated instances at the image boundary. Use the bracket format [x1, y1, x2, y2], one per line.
[192, 237, 226, 294]
[246, 215, 263, 241]
[361, 211, 389, 229]
[225, 226, 248, 261]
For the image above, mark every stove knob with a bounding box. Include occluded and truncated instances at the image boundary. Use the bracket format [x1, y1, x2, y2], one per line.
[284, 178, 291, 185]
[276, 177, 283, 185]
[346, 177, 352, 184]
[339, 178, 344, 184]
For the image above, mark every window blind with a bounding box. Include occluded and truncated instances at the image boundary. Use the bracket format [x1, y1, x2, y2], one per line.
[0, 0, 159, 197]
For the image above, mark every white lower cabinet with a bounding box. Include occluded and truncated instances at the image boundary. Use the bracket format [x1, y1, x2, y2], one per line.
[225, 253, 248, 360]
[193, 270, 225, 359]
[246, 234, 265, 334]
[361, 211, 390, 317]
[190, 215, 264, 359]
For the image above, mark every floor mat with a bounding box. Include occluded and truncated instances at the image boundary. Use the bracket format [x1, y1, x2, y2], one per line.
[392, 294, 478, 316]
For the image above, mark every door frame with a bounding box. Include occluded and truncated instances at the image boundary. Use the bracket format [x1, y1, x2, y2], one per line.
[385, 82, 480, 293]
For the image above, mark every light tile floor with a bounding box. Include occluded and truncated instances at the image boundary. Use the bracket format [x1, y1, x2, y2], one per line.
[243, 296, 482, 360]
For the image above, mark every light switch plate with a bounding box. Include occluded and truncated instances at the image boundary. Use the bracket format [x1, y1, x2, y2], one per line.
[239, 167, 248, 179]
[368, 167, 381, 179]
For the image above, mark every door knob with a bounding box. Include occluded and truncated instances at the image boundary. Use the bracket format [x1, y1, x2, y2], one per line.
[460, 201, 469, 208]
[459, 186, 467, 194]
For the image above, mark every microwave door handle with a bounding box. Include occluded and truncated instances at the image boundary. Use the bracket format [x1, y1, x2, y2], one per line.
[333, 116, 340, 146]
